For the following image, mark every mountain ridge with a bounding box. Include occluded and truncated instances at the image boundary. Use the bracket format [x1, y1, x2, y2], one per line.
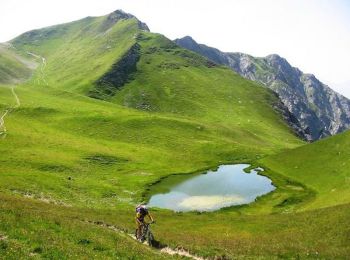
[175, 36, 350, 141]
[2, 9, 303, 152]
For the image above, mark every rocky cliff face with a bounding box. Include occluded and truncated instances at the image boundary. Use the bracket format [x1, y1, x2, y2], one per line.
[175, 36, 350, 141]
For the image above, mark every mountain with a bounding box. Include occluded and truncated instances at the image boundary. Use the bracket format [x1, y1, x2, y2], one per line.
[8, 10, 303, 149]
[175, 36, 350, 141]
[11, 10, 149, 93]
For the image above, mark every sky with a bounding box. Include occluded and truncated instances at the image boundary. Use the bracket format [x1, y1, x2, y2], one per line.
[0, 0, 349, 98]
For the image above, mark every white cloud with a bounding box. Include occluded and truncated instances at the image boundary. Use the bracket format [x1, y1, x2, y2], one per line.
[178, 195, 246, 211]
[0, 0, 349, 98]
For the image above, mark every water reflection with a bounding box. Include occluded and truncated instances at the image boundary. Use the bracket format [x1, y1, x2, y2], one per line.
[148, 164, 275, 212]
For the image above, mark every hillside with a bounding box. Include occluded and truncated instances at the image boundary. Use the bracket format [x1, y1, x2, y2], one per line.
[0, 9, 349, 259]
[8, 10, 303, 148]
[175, 36, 350, 141]
[260, 129, 350, 209]
[0, 43, 37, 84]
[11, 11, 148, 93]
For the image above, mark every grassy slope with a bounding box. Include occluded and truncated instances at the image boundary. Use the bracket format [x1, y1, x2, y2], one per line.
[1, 192, 349, 260]
[0, 44, 36, 84]
[0, 10, 349, 259]
[11, 15, 139, 93]
[0, 85, 15, 109]
[0, 193, 169, 259]
[260, 130, 350, 209]
[113, 32, 300, 149]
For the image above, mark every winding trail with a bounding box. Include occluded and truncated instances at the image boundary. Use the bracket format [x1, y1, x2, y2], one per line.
[0, 87, 20, 137]
[27, 52, 48, 86]
[86, 220, 204, 260]
[11, 87, 20, 107]
[0, 110, 9, 135]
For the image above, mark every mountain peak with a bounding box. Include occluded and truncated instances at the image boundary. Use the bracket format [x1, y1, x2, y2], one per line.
[180, 35, 196, 42]
[265, 54, 293, 71]
[266, 54, 283, 61]
[174, 36, 200, 50]
[107, 9, 135, 20]
[104, 9, 150, 32]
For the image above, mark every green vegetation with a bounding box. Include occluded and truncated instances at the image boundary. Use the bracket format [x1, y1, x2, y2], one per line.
[0, 44, 36, 84]
[0, 193, 168, 259]
[260, 130, 350, 210]
[0, 10, 349, 259]
[12, 16, 139, 93]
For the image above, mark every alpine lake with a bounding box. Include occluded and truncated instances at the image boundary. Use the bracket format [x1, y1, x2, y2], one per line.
[147, 164, 275, 212]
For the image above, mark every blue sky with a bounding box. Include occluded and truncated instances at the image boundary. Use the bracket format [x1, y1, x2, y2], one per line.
[0, 0, 349, 98]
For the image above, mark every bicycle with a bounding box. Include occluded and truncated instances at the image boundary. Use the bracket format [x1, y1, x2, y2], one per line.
[136, 222, 155, 247]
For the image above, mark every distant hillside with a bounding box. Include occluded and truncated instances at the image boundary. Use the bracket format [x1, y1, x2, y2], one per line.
[175, 36, 350, 141]
[0, 43, 37, 84]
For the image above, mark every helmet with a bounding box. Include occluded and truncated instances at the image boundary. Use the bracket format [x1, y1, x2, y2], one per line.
[136, 204, 148, 212]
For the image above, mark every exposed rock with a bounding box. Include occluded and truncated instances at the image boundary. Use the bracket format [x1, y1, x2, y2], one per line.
[175, 36, 350, 141]
[272, 91, 309, 140]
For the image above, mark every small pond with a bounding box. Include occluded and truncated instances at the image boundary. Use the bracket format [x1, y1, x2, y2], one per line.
[147, 164, 275, 212]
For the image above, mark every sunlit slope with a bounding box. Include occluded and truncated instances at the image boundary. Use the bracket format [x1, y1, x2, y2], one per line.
[260, 130, 350, 209]
[11, 11, 143, 93]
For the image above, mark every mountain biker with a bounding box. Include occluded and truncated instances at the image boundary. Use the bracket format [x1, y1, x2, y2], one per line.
[135, 204, 154, 241]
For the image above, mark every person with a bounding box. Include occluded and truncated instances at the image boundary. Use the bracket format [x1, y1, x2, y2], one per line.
[135, 204, 154, 241]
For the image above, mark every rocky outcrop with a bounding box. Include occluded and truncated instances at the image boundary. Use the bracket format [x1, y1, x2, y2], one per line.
[89, 43, 140, 99]
[175, 36, 350, 141]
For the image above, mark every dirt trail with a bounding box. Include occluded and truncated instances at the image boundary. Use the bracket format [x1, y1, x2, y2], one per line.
[0, 87, 20, 137]
[0, 110, 9, 134]
[27, 52, 48, 86]
[11, 87, 20, 107]
[86, 220, 204, 260]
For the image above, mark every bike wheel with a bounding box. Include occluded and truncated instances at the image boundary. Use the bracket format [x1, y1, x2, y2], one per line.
[147, 231, 155, 247]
